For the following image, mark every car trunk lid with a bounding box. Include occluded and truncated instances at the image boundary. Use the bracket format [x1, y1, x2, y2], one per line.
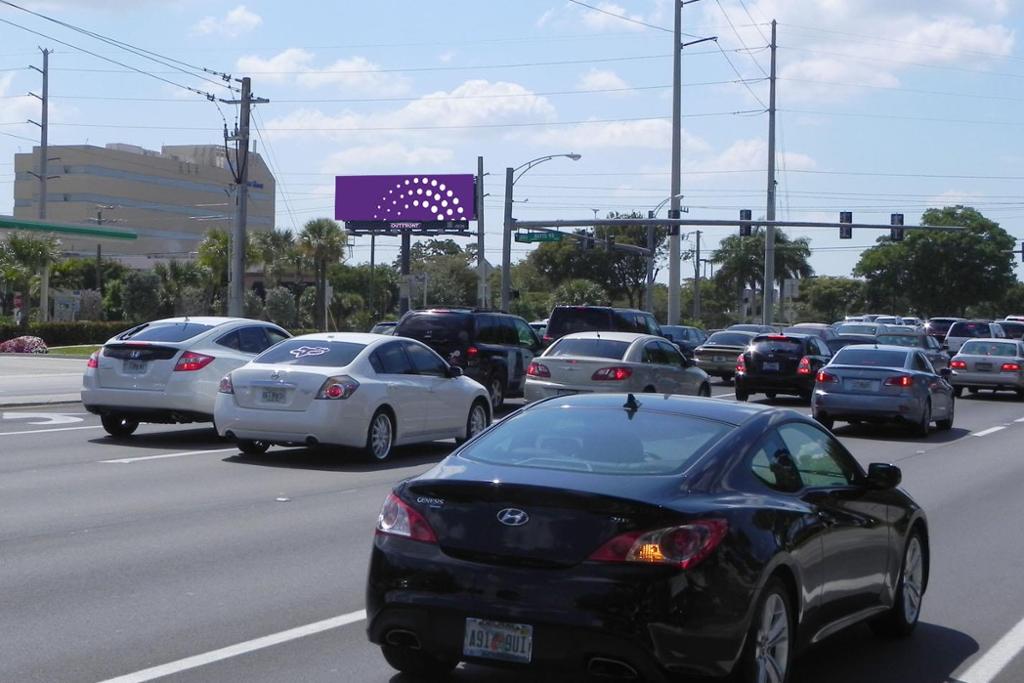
[96, 343, 185, 391]
[229, 365, 330, 411]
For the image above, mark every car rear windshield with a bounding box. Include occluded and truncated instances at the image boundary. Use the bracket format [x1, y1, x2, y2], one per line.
[704, 332, 753, 346]
[948, 322, 991, 338]
[547, 308, 612, 337]
[835, 324, 878, 335]
[998, 322, 1024, 338]
[115, 322, 215, 342]
[876, 335, 919, 347]
[959, 341, 1019, 357]
[832, 348, 908, 367]
[752, 337, 803, 354]
[458, 406, 731, 476]
[546, 338, 630, 360]
[396, 313, 472, 342]
[253, 340, 365, 366]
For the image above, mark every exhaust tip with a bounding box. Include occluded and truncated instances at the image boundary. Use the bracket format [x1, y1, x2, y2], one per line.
[305, 436, 319, 447]
[588, 657, 639, 679]
[384, 629, 421, 650]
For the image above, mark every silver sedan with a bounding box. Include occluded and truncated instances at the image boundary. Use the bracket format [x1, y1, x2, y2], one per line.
[949, 338, 1024, 399]
[811, 345, 955, 435]
[524, 331, 710, 402]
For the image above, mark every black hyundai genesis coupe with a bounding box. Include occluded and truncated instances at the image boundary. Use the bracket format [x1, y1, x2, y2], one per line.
[365, 394, 928, 682]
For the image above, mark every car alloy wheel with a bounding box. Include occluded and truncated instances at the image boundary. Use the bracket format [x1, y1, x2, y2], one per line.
[870, 531, 925, 638]
[458, 401, 489, 445]
[488, 377, 505, 410]
[936, 397, 954, 431]
[741, 579, 792, 683]
[914, 401, 931, 437]
[367, 410, 394, 461]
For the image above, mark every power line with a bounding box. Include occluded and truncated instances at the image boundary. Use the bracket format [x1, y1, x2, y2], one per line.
[782, 108, 1024, 127]
[712, 41, 767, 108]
[779, 77, 1024, 103]
[565, 0, 687, 35]
[714, 0, 769, 77]
[736, 0, 770, 43]
[779, 45, 1024, 80]
[251, 108, 298, 233]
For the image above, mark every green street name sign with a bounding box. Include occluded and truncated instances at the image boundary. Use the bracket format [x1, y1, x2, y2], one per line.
[514, 231, 563, 243]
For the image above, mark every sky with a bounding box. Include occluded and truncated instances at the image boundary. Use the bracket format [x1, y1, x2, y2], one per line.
[1, 0, 1023, 282]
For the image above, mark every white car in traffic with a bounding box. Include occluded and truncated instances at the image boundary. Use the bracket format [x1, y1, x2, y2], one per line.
[214, 333, 492, 461]
[524, 331, 711, 402]
[82, 317, 291, 437]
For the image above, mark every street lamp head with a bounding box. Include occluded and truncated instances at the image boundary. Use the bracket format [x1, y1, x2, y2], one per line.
[567, 153, 582, 161]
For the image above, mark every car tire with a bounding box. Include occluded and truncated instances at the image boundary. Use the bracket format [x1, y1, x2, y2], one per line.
[814, 414, 834, 431]
[487, 375, 505, 411]
[735, 388, 749, 402]
[936, 397, 954, 431]
[799, 390, 813, 403]
[736, 578, 795, 683]
[380, 644, 457, 678]
[914, 401, 931, 437]
[698, 383, 711, 398]
[101, 415, 139, 438]
[870, 530, 925, 638]
[1016, 389, 1024, 401]
[953, 386, 963, 398]
[236, 439, 270, 456]
[456, 399, 490, 445]
[364, 409, 395, 462]
[967, 387, 978, 395]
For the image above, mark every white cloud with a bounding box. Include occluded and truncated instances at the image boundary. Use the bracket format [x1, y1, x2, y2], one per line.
[577, 2, 646, 31]
[576, 69, 631, 94]
[534, 118, 709, 152]
[192, 5, 262, 38]
[0, 73, 41, 125]
[236, 50, 410, 95]
[322, 143, 455, 174]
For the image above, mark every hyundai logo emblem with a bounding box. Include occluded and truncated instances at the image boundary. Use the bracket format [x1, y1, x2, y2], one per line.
[496, 508, 529, 527]
[130, 350, 141, 360]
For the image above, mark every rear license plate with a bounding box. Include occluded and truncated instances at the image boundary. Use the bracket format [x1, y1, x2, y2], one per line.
[976, 362, 992, 372]
[261, 389, 286, 404]
[124, 360, 147, 374]
[463, 618, 532, 663]
[762, 362, 779, 371]
[845, 378, 878, 392]
[714, 355, 726, 362]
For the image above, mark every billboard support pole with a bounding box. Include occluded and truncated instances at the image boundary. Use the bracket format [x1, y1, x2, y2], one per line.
[477, 156, 486, 308]
[399, 232, 411, 315]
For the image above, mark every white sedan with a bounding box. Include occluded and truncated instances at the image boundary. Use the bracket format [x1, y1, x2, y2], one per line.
[523, 331, 711, 402]
[214, 333, 492, 461]
[82, 316, 291, 437]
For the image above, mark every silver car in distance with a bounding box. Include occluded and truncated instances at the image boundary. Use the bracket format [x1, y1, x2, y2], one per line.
[523, 332, 711, 402]
[215, 333, 492, 461]
[949, 338, 1024, 399]
[811, 345, 955, 435]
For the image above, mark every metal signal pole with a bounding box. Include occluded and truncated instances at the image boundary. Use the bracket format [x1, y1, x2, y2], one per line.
[477, 156, 486, 308]
[762, 20, 778, 325]
[668, 1, 683, 325]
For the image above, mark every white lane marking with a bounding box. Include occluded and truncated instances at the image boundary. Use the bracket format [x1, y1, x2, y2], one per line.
[1015, 417, 1024, 423]
[2, 411, 83, 425]
[96, 609, 367, 683]
[99, 447, 239, 464]
[972, 426, 1007, 438]
[957, 614, 1024, 683]
[0, 425, 101, 436]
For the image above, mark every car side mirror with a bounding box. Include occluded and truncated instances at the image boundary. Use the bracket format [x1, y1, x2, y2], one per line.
[866, 463, 901, 490]
[939, 367, 952, 379]
[447, 366, 464, 378]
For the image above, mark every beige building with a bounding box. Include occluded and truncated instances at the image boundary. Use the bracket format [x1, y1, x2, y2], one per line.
[10, 143, 275, 258]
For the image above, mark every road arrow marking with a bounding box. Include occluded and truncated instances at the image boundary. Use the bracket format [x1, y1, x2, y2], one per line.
[1, 411, 83, 425]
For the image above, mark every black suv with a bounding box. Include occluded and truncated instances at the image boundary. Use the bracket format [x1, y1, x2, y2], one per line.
[544, 306, 662, 346]
[735, 332, 832, 402]
[394, 309, 541, 409]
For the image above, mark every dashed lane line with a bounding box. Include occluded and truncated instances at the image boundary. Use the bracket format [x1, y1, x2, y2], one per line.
[957, 614, 1024, 683]
[99, 447, 239, 464]
[95, 610, 367, 683]
[972, 426, 1008, 438]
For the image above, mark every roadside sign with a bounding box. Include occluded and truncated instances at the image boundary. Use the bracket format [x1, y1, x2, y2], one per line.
[514, 232, 563, 243]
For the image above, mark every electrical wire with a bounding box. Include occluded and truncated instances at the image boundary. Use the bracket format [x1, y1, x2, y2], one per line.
[252, 108, 298, 233]
[712, 41, 767, 108]
[779, 77, 1024, 103]
[782, 108, 1024, 127]
[736, 0, 770, 43]
[714, 0, 768, 77]
[565, 0, 689, 35]
[778, 45, 1024, 81]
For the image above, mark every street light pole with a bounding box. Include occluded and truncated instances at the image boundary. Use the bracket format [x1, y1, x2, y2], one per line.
[501, 153, 581, 311]
[668, 0, 683, 325]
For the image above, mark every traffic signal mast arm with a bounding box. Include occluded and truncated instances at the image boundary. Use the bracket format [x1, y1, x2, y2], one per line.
[512, 219, 966, 233]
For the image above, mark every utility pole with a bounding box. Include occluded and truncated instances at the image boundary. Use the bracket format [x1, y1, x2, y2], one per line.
[762, 19, 778, 325]
[28, 48, 54, 322]
[693, 229, 701, 320]
[477, 156, 486, 308]
[400, 232, 411, 315]
[221, 76, 269, 317]
[645, 212, 656, 312]
[668, 0, 683, 325]
[500, 166, 514, 311]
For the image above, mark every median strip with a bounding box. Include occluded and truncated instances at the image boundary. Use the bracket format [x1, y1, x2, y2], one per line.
[99, 447, 240, 464]
[95, 609, 367, 683]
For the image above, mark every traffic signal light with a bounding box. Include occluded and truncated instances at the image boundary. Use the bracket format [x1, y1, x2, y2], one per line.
[890, 213, 904, 242]
[839, 211, 853, 239]
[739, 209, 752, 237]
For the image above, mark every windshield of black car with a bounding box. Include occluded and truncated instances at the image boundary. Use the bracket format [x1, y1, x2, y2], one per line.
[752, 337, 803, 354]
[116, 322, 215, 342]
[832, 348, 908, 367]
[396, 314, 472, 342]
[252, 340, 366, 366]
[548, 308, 612, 337]
[458, 406, 731, 475]
[949, 322, 992, 338]
[546, 338, 630, 360]
[959, 341, 1018, 357]
[704, 332, 753, 346]
[876, 335, 920, 348]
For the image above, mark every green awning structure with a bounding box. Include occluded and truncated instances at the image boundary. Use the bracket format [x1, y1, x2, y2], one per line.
[0, 215, 138, 241]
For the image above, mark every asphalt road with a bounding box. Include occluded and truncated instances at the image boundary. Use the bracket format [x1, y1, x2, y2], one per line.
[0, 355, 84, 405]
[4, 385, 1024, 683]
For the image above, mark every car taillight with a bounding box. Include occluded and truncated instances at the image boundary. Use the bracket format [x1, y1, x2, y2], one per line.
[1001, 362, 1021, 372]
[174, 351, 215, 372]
[542, 335, 553, 346]
[527, 362, 550, 378]
[950, 359, 967, 370]
[589, 519, 727, 570]
[465, 345, 480, 365]
[376, 492, 437, 543]
[816, 370, 838, 383]
[592, 367, 633, 381]
[87, 351, 99, 369]
[797, 356, 812, 375]
[218, 375, 234, 394]
[884, 375, 914, 388]
[736, 354, 747, 374]
[316, 375, 359, 400]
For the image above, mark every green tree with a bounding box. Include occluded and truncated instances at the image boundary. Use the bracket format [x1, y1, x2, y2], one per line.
[154, 260, 208, 316]
[549, 278, 609, 307]
[299, 218, 347, 329]
[251, 228, 296, 288]
[264, 286, 298, 328]
[121, 271, 162, 321]
[798, 276, 866, 322]
[711, 229, 812, 322]
[3, 232, 62, 326]
[197, 229, 231, 310]
[329, 262, 400, 320]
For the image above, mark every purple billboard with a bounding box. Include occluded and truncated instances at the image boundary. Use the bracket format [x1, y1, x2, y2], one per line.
[334, 174, 476, 223]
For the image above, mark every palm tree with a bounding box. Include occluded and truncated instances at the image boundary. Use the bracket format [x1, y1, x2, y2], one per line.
[712, 233, 765, 321]
[154, 260, 208, 315]
[4, 232, 62, 325]
[299, 218, 346, 330]
[251, 228, 296, 289]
